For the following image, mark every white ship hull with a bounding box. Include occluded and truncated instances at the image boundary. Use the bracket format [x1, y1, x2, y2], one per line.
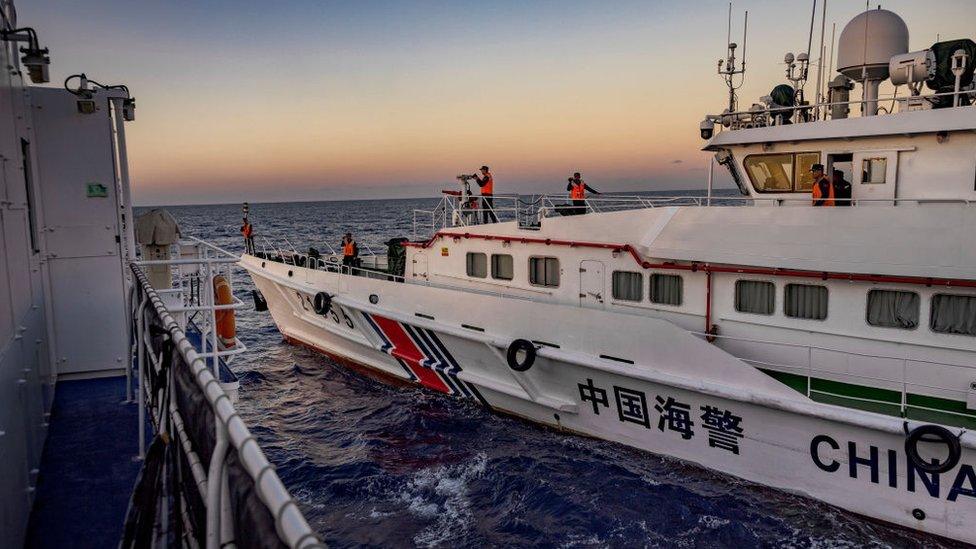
[243, 254, 976, 544]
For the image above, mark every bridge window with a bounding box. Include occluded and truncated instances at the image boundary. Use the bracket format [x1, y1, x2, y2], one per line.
[930, 294, 976, 336]
[491, 254, 513, 280]
[744, 152, 820, 192]
[735, 280, 775, 315]
[466, 252, 487, 278]
[784, 284, 828, 320]
[529, 257, 560, 287]
[867, 289, 919, 329]
[612, 271, 643, 301]
[650, 274, 683, 306]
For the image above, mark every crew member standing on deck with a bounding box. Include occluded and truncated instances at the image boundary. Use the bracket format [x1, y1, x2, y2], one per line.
[566, 172, 600, 214]
[810, 164, 835, 207]
[832, 169, 853, 206]
[340, 232, 358, 273]
[473, 165, 498, 223]
[240, 216, 254, 254]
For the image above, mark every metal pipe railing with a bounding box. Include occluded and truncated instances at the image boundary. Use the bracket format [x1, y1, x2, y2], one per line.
[131, 263, 323, 548]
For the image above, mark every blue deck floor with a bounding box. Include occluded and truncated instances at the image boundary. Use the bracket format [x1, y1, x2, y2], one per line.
[25, 376, 140, 549]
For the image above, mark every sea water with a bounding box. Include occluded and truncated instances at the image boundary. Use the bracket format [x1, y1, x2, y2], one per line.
[154, 192, 952, 548]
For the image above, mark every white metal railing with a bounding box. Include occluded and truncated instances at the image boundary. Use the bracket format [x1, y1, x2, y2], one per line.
[412, 193, 522, 239]
[707, 88, 976, 131]
[130, 261, 322, 549]
[692, 329, 976, 422]
[409, 191, 975, 239]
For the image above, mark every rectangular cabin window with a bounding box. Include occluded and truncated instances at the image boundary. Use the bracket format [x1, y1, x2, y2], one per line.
[491, 254, 513, 280]
[930, 294, 976, 336]
[866, 289, 919, 329]
[612, 271, 643, 301]
[784, 284, 828, 320]
[735, 280, 775, 315]
[650, 274, 683, 306]
[529, 257, 560, 287]
[466, 252, 487, 278]
[744, 152, 821, 193]
[862, 157, 887, 184]
[794, 152, 821, 192]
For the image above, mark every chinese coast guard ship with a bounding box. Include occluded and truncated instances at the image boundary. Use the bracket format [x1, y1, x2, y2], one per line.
[0, 1, 321, 547]
[243, 7, 976, 544]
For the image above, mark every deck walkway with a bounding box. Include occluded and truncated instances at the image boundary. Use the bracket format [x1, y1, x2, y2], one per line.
[25, 376, 140, 549]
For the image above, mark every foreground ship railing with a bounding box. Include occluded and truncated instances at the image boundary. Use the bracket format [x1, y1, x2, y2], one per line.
[128, 254, 322, 548]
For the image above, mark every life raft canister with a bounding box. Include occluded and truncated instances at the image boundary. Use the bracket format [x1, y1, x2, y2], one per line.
[213, 275, 236, 348]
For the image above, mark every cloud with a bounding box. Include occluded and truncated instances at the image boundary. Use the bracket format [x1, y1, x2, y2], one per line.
[671, 159, 684, 164]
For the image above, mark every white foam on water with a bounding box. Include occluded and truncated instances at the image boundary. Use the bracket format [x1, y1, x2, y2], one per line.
[697, 514, 730, 529]
[392, 452, 489, 547]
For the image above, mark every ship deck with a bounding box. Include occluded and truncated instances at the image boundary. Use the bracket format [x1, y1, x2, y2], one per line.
[25, 376, 139, 548]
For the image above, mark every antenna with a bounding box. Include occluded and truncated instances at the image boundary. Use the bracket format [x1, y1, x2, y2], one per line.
[717, 3, 748, 113]
[814, 0, 828, 118]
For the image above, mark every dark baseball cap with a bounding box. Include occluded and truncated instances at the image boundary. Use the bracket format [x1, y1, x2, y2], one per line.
[810, 163, 824, 172]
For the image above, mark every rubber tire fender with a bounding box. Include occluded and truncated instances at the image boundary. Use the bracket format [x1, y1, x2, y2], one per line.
[506, 339, 537, 372]
[904, 423, 961, 475]
[313, 292, 332, 316]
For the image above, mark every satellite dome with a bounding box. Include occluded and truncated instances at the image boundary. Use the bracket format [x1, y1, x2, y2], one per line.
[836, 9, 909, 81]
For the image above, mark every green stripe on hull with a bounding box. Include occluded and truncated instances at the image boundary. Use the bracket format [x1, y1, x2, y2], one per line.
[758, 368, 976, 430]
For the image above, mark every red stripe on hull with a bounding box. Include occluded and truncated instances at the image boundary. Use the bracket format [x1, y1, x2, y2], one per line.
[370, 314, 451, 394]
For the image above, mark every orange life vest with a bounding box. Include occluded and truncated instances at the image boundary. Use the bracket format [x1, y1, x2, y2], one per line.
[812, 177, 835, 206]
[241, 223, 252, 238]
[343, 240, 355, 256]
[570, 181, 586, 200]
[481, 173, 494, 195]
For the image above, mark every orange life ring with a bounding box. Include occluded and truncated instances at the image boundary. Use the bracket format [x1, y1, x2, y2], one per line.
[213, 275, 236, 348]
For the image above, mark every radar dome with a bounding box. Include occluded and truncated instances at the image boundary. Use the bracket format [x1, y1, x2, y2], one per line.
[836, 9, 909, 81]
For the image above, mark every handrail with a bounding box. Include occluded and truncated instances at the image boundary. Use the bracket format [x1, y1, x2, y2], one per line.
[131, 263, 323, 548]
[707, 88, 976, 126]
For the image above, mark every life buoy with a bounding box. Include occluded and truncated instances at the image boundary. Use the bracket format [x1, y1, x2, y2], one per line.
[506, 339, 537, 372]
[213, 275, 236, 349]
[313, 292, 332, 315]
[904, 423, 961, 474]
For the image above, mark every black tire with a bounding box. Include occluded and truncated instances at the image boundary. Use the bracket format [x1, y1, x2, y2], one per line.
[905, 424, 961, 475]
[313, 292, 332, 315]
[506, 339, 537, 372]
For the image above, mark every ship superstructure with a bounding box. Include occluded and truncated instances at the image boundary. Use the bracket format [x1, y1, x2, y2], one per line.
[244, 7, 976, 543]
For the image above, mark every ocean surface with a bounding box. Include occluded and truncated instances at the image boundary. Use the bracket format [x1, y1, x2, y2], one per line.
[151, 192, 954, 548]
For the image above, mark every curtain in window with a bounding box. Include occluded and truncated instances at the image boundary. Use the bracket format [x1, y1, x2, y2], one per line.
[544, 258, 560, 286]
[491, 254, 513, 280]
[785, 284, 827, 320]
[867, 290, 919, 329]
[735, 281, 775, 315]
[931, 294, 976, 336]
[466, 253, 486, 278]
[650, 274, 682, 305]
[612, 272, 643, 301]
[530, 258, 558, 286]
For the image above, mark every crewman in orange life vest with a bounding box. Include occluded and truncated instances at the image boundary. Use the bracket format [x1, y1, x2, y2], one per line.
[472, 165, 498, 224]
[340, 232, 358, 273]
[810, 164, 835, 207]
[566, 172, 600, 214]
[240, 216, 254, 254]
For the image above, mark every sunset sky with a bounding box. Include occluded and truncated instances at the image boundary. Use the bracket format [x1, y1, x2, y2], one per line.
[20, 0, 976, 205]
